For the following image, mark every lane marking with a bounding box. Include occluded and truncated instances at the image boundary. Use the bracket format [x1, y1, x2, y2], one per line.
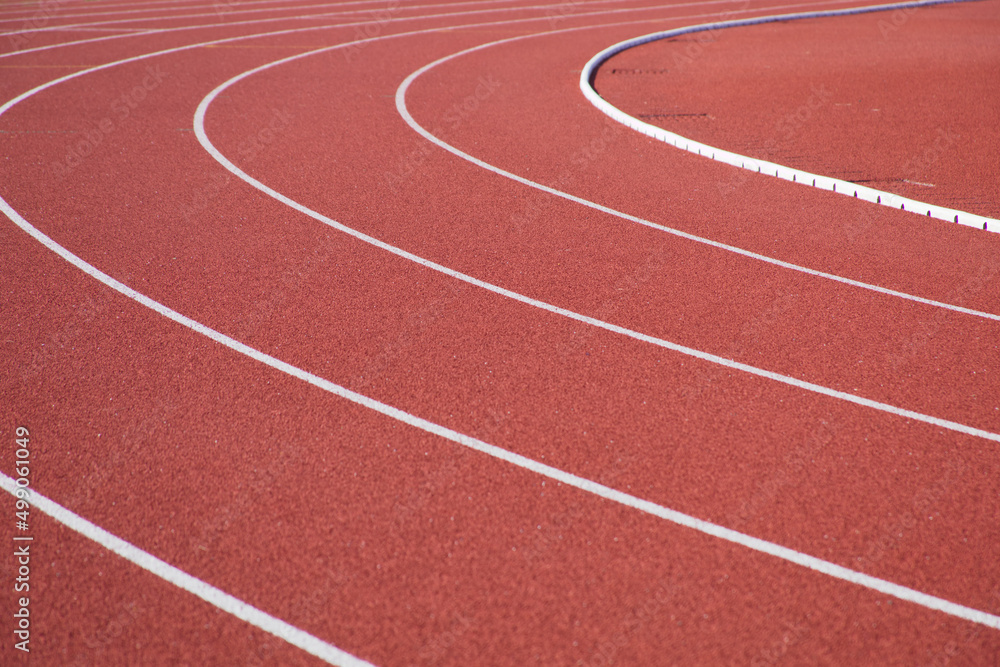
[0, 3, 782, 662]
[3, 0, 998, 654]
[0, 0, 389, 24]
[579, 0, 998, 232]
[0, 473, 376, 667]
[394, 7, 1000, 324]
[0, 0, 707, 60]
[0, 0, 310, 19]
[42, 27, 155, 33]
[0, 0, 660, 38]
[3, 188, 999, 635]
[0, 0, 429, 37]
[193, 15, 1000, 451]
[192, 0, 1000, 626]
[187, 0, 1000, 445]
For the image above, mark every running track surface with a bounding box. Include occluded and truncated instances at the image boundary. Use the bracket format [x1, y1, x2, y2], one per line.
[1, 0, 998, 665]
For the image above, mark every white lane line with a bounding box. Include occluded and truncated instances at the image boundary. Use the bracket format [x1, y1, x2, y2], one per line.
[0, 1, 710, 89]
[394, 10, 1000, 322]
[0, 0, 703, 60]
[579, 0, 998, 233]
[0, 473, 376, 667]
[0, 4, 705, 662]
[197, 5, 1000, 438]
[44, 26, 157, 33]
[0, 0, 310, 19]
[0, 7, 379, 60]
[0, 0, 410, 37]
[3, 0, 997, 644]
[3, 186, 1000, 634]
[214, 7, 1000, 431]
[0, 3, 798, 661]
[0, 0, 667, 38]
[0, 0, 386, 24]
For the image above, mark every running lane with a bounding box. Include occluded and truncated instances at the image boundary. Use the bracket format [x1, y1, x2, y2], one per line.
[2, 0, 999, 665]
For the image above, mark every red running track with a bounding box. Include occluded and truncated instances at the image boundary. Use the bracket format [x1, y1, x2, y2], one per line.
[1, 0, 998, 664]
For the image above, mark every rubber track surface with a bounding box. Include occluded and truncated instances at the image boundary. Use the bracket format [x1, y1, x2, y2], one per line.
[1, 0, 998, 664]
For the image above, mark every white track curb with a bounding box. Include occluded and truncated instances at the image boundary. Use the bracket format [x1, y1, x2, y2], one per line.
[580, 0, 998, 233]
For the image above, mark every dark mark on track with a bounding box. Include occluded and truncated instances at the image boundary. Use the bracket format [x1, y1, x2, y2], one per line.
[638, 113, 711, 118]
[851, 177, 906, 184]
[609, 68, 669, 74]
[0, 129, 78, 134]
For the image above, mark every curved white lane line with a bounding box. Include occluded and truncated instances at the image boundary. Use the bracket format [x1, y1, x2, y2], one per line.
[3, 0, 998, 643]
[0, 0, 709, 60]
[0, 0, 396, 24]
[579, 0, 998, 233]
[5, 182, 1000, 635]
[199, 5, 1000, 443]
[0, 9, 369, 60]
[395, 7, 1000, 323]
[197, 3, 1000, 627]
[0, 10, 335, 60]
[0, 0, 308, 20]
[0, 474, 375, 667]
[0, 4, 703, 662]
[0, 0, 705, 97]
[0, 0, 413, 37]
[47, 26, 155, 33]
[0, 0, 567, 38]
[0, 0, 712, 40]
